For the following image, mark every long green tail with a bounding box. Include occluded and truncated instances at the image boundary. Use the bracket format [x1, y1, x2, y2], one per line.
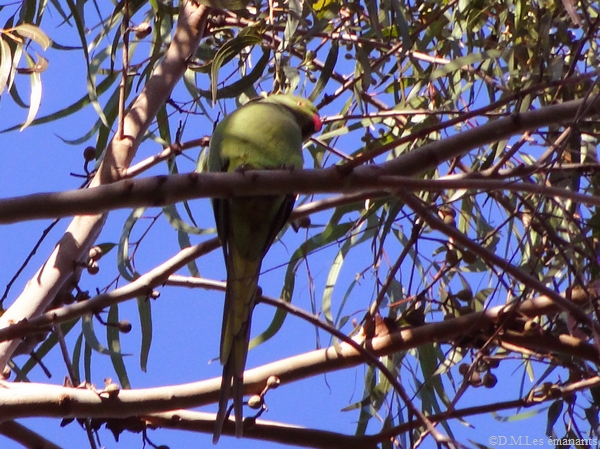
[213, 249, 261, 443]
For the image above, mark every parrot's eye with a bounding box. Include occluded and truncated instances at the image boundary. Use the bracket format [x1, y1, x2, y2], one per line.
[297, 101, 305, 107]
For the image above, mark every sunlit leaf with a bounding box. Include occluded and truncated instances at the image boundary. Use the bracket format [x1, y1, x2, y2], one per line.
[11, 23, 51, 50]
[20, 52, 42, 131]
[0, 37, 11, 94]
[429, 50, 502, 81]
[0, 72, 118, 133]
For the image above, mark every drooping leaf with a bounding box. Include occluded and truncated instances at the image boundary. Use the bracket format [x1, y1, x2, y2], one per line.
[0, 73, 118, 133]
[118, 208, 147, 282]
[137, 296, 153, 373]
[0, 37, 12, 95]
[19, 52, 43, 131]
[209, 30, 263, 104]
[11, 23, 50, 49]
[309, 40, 338, 102]
[82, 314, 131, 357]
[107, 304, 131, 389]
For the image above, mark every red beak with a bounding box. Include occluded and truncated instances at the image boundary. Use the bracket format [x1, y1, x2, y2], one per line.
[313, 114, 323, 133]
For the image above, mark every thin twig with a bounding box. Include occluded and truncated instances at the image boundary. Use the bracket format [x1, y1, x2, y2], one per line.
[117, 1, 130, 140]
[0, 219, 60, 306]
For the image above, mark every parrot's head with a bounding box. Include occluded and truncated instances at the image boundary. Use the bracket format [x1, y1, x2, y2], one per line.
[264, 94, 322, 140]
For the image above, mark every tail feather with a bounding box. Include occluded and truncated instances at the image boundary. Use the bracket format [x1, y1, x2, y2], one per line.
[213, 356, 244, 443]
[213, 259, 258, 444]
[212, 363, 232, 444]
[212, 331, 250, 443]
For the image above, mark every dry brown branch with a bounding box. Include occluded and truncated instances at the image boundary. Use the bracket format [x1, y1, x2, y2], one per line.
[4, 165, 600, 224]
[1, 285, 597, 419]
[141, 375, 600, 447]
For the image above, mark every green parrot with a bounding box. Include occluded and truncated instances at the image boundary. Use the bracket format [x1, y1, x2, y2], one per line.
[208, 94, 322, 442]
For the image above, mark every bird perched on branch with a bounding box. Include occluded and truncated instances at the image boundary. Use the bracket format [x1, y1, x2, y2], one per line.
[208, 94, 322, 443]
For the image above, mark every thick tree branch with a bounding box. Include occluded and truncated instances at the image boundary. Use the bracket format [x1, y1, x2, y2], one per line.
[1, 94, 600, 223]
[144, 376, 600, 448]
[144, 410, 377, 449]
[1, 285, 597, 421]
[0, 243, 220, 343]
[3, 166, 600, 224]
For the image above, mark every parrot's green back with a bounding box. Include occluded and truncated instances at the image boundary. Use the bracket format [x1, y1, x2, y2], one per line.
[208, 94, 321, 443]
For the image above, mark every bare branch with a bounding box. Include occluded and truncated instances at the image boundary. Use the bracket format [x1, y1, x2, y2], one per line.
[0, 242, 219, 343]
[145, 410, 377, 449]
[4, 166, 600, 224]
[0, 420, 64, 449]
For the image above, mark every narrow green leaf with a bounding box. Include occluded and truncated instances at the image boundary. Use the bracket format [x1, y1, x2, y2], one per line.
[282, 0, 302, 48]
[355, 44, 372, 94]
[137, 296, 153, 372]
[82, 314, 130, 357]
[194, 0, 250, 9]
[390, 0, 411, 55]
[63, 0, 109, 128]
[429, 50, 502, 81]
[210, 32, 263, 104]
[84, 334, 92, 383]
[312, 0, 341, 20]
[324, 213, 377, 329]
[250, 221, 354, 349]
[355, 365, 377, 434]
[118, 207, 146, 282]
[0, 72, 118, 133]
[309, 41, 338, 102]
[7, 39, 22, 93]
[492, 407, 547, 422]
[71, 332, 83, 385]
[163, 204, 205, 235]
[365, 0, 383, 39]
[585, 407, 599, 433]
[545, 400, 563, 436]
[107, 304, 131, 389]
[322, 244, 343, 324]
[193, 49, 271, 100]
[16, 319, 79, 381]
[7, 361, 28, 382]
[47, 0, 71, 25]
[96, 242, 117, 257]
